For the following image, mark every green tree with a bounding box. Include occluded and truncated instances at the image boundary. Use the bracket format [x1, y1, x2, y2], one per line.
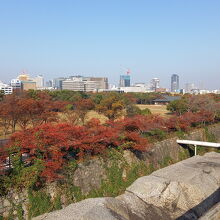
[140, 108, 151, 115]
[167, 98, 188, 115]
[126, 105, 142, 117]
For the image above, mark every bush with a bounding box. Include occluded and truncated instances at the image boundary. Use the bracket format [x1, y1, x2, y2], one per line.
[126, 105, 142, 117]
[143, 129, 167, 141]
[140, 108, 151, 115]
[28, 189, 53, 218]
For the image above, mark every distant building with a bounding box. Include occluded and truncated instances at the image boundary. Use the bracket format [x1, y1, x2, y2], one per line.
[171, 74, 179, 92]
[119, 75, 130, 87]
[21, 81, 36, 91]
[32, 75, 44, 88]
[46, 80, 53, 87]
[211, 90, 220, 94]
[17, 74, 29, 81]
[180, 88, 185, 94]
[185, 83, 195, 93]
[83, 77, 108, 90]
[152, 95, 181, 105]
[155, 88, 167, 93]
[11, 79, 22, 90]
[62, 76, 108, 92]
[62, 76, 84, 91]
[53, 77, 66, 89]
[150, 78, 160, 91]
[120, 86, 147, 93]
[0, 81, 13, 94]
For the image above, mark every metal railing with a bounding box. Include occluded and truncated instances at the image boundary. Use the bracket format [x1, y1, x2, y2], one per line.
[177, 140, 220, 156]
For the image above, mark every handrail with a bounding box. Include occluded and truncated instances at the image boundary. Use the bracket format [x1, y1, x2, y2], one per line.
[177, 139, 220, 156]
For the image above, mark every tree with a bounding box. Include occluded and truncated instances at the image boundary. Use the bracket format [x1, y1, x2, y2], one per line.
[134, 92, 163, 104]
[140, 108, 151, 116]
[96, 93, 125, 120]
[0, 91, 4, 101]
[16, 98, 38, 130]
[167, 98, 189, 115]
[126, 105, 142, 117]
[6, 117, 151, 182]
[73, 99, 95, 124]
[62, 104, 79, 125]
[0, 94, 21, 132]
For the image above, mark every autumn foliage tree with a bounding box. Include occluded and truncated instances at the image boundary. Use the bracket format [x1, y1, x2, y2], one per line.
[0, 91, 65, 133]
[5, 116, 149, 182]
[96, 93, 126, 120]
[0, 94, 21, 132]
[73, 99, 95, 124]
[1, 91, 219, 186]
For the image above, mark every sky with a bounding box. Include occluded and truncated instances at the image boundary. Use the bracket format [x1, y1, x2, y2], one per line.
[0, 0, 220, 89]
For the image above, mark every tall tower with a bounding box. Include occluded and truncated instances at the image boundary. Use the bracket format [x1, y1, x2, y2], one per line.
[119, 75, 130, 87]
[119, 68, 131, 87]
[150, 78, 160, 91]
[32, 75, 44, 88]
[171, 74, 179, 92]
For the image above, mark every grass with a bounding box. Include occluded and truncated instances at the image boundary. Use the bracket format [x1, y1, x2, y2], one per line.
[136, 104, 170, 117]
[86, 110, 108, 123]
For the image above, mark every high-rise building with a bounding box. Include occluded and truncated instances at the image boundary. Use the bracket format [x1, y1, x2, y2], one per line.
[185, 83, 195, 93]
[171, 74, 179, 92]
[119, 75, 130, 87]
[46, 80, 53, 87]
[53, 77, 66, 90]
[32, 75, 44, 88]
[150, 78, 160, 91]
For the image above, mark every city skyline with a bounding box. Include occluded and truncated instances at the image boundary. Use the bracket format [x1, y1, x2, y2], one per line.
[1, 0, 220, 89]
[1, 71, 218, 93]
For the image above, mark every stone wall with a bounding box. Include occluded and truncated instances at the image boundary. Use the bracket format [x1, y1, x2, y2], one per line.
[34, 152, 220, 220]
[1, 123, 220, 219]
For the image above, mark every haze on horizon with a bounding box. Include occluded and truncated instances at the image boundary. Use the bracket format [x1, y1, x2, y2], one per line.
[0, 0, 220, 89]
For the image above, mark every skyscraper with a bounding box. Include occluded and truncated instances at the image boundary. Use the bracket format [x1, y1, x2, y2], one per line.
[171, 74, 179, 92]
[119, 75, 130, 87]
[32, 75, 44, 88]
[185, 83, 195, 93]
[150, 78, 160, 91]
[53, 77, 66, 89]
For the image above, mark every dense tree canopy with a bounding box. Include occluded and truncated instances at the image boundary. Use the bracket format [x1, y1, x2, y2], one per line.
[0, 91, 219, 186]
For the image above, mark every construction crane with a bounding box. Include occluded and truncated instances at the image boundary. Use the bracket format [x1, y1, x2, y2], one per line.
[120, 66, 131, 75]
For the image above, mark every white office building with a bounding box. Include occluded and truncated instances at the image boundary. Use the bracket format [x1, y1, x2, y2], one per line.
[150, 78, 160, 91]
[62, 76, 108, 92]
[10, 79, 22, 90]
[0, 81, 13, 94]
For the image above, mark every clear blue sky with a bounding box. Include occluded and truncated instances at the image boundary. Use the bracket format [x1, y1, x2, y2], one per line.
[0, 0, 220, 89]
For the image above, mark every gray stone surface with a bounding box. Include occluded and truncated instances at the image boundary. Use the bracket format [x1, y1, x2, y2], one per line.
[199, 202, 220, 220]
[33, 197, 139, 220]
[72, 158, 106, 194]
[33, 152, 220, 220]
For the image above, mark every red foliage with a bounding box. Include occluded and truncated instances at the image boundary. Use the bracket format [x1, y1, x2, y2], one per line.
[166, 110, 215, 131]
[3, 107, 216, 182]
[109, 115, 166, 134]
[5, 116, 151, 181]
